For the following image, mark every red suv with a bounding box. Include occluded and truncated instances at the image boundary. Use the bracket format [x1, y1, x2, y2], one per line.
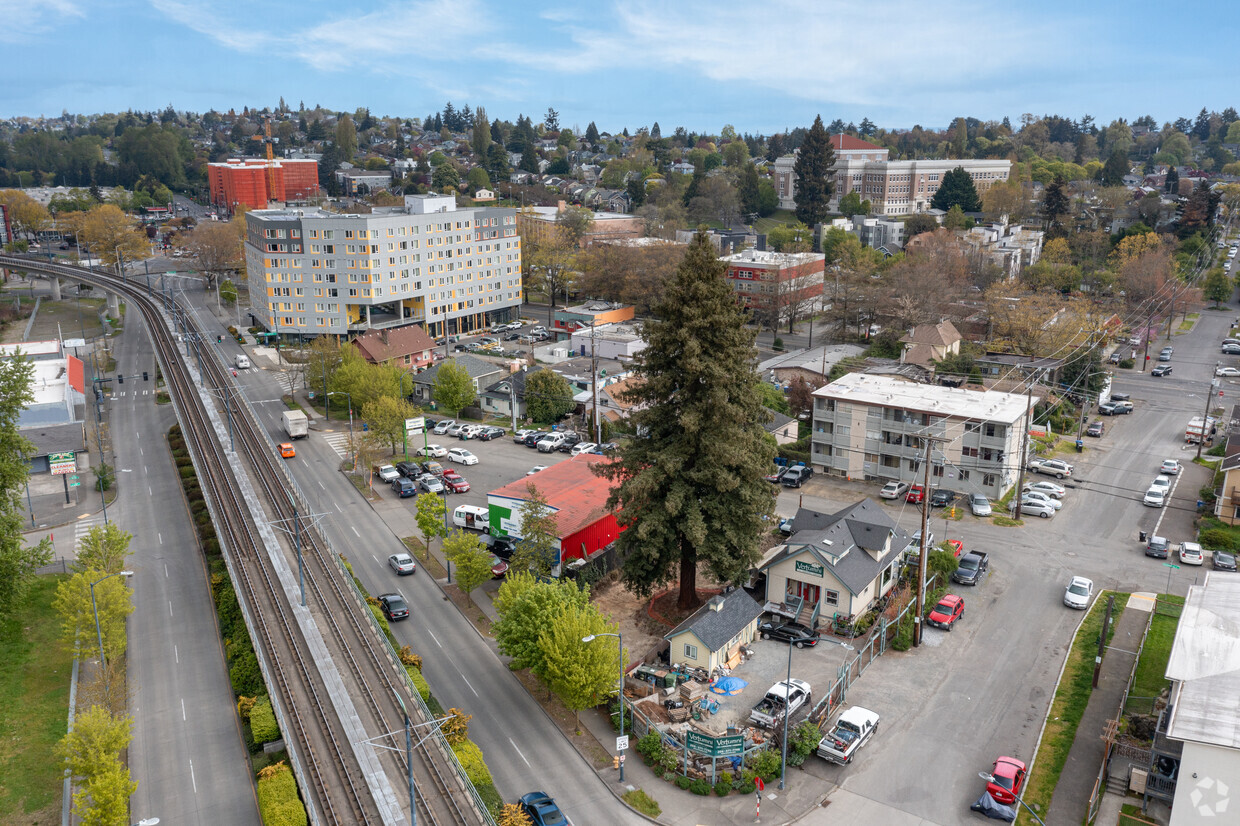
[906, 484, 926, 504]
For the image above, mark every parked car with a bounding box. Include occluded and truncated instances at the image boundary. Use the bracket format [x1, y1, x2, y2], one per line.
[1112, 400, 1134, 413]
[1142, 486, 1166, 507]
[1157, 351, 1172, 362]
[1023, 480, 1066, 498]
[1152, 364, 1173, 377]
[377, 593, 409, 621]
[395, 461, 422, 478]
[375, 464, 400, 483]
[1086, 421, 1104, 437]
[518, 791, 571, 826]
[537, 433, 568, 453]
[1217, 366, 1240, 378]
[432, 419, 455, 435]
[926, 594, 965, 631]
[526, 465, 547, 475]
[781, 466, 814, 488]
[968, 493, 992, 517]
[906, 484, 926, 504]
[522, 431, 550, 447]
[458, 424, 485, 440]
[929, 489, 957, 508]
[1223, 344, 1240, 355]
[570, 442, 598, 456]
[512, 429, 537, 444]
[1098, 401, 1120, 416]
[417, 474, 445, 493]
[592, 442, 619, 454]
[482, 533, 519, 560]
[943, 539, 964, 558]
[441, 474, 470, 494]
[1179, 541, 1204, 566]
[388, 553, 417, 576]
[757, 620, 820, 648]
[1063, 576, 1093, 609]
[445, 423, 468, 438]
[1213, 549, 1238, 571]
[1017, 498, 1056, 518]
[952, 551, 989, 585]
[880, 481, 911, 500]
[418, 443, 448, 458]
[1160, 459, 1181, 475]
[489, 555, 509, 579]
[1032, 458, 1073, 479]
[985, 756, 1028, 805]
[555, 432, 583, 452]
[1160, 346, 1173, 357]
[1145, 535, 1170, 559]
[477, 426, 507, 441]
[1108, 352, 1122, 364]
[1022, 490, 1062, 510]
[391, 477, 417, 498]
[447, 448, 479, 465]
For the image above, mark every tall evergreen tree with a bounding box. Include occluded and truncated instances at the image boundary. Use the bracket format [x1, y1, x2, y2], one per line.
[471, 107, 491, 158]
[737, 162, 761, 218]
[544, 107, 559, 132]
[930, 166, 981, 212]
[596, 233, 776, 610]
[585, 121, 600, 145]
[1099, 148, 1129, 186]
[650, 122, 661, 139]
[1193, 107, 1212, 141]
[793, 115, 835, 228]
[1164, 165, 1179, 193]
[1041, 175, 1071, 238]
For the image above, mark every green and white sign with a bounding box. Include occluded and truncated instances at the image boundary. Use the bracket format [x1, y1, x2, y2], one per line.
[685, 731, 745, 757]
[795, 559, 824, 577]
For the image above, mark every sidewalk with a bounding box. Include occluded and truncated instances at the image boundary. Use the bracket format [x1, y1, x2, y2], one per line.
[1043, 592, 1156, 826]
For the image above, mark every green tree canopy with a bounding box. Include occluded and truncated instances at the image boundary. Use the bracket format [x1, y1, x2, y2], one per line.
[335, 115, 358, 159]
[54, 569, 134, 660]
[1203, 267, 1234, 307]
[492, 572, 589, 676]
[541, 602, 624, 731]
[525, 369, 575, 424]
[837, 190, 871, 217]
[793, 115, 835, 227]
[596, 233, 776, 609]
[414, 492, 447, 557]
[904, 213, 938, 240]
[509, 485, 560, 577]
[363, 395, 420, 456]
[1099, 149, 1129, 187]
[930, 167, 981, 212]
[0, 353, 52, 618]
[432, 362, 476, 414]
[442, 530, 493, 603]
[73, 524, 132, 575]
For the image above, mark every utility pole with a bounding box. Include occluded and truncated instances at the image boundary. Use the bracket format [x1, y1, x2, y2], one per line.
[1092, 595, 1114, 688]
[914, 435, 951, 648]
[1012, 373, 1037, 521]
[590, 321, 602, 444]
[1197, 375, 1219, 460]
[1141, 309, 1153, 372]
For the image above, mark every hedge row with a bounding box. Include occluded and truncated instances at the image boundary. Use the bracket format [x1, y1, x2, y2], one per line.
[250, 695, 280, 744]
[257, 764, 307, 826]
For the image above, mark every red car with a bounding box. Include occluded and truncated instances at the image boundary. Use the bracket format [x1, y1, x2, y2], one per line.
[945, 539, 964, 558]
[490, 555, 509, 579]
[986, 756, 1027, 805]
[441, 470, 470, 493]
[906, 484, 925, 504]
[926, 594, 964, 630]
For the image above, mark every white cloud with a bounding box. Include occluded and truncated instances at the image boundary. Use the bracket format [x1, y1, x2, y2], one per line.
[0, 0, 85, 43]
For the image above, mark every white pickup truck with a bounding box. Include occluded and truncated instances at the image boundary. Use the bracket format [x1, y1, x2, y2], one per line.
[816, 706, 880, 764]
[748, 679, 812, 729]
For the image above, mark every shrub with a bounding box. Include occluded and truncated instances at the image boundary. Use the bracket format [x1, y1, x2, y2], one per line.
[1119, 358, 1135, 369]
[250, 695, 280, 744]
[689, 778, 711, 795]
[256, 762, 307, 826]
[714, 779, 731, 796]
[1207, 442, 1226, 457]
[738, 778, 756, 794]
[229, 647, 264, 697]
[657, 747, 679, 774]
[719, 770, 733, 788]
[636, 730, 663, 761]
[237, 695, 257, 720]
[440, 708, 472, 745]
[496, 802, 535, 826]
[180, 465, 197, 480]
[474, 781, 503, 815]
[398, 646, 423, 669]
[405, 665, 432, 701]
[1200, 528, 1240, 552]
[623, 788, 661, 817]
[748, 747, 782, 780]
[674, 775, 693, 790]
[450, 738, 492, 787]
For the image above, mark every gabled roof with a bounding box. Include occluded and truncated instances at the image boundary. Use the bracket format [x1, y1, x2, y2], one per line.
[664, 590, 765, 651]
[481, 368, 530, 399]
[759, 500, 906, 596]
[901, 320, 961, 347]
[351, 325, 436, 363]
[764, 408, 794, 434]
[413, 355, 504, 385]
[831, 134, 884, 151]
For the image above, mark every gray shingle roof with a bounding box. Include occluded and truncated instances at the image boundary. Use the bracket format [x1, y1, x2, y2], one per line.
[413, 355, 504, 386]
[664, 589, 764, 652]
[761, 499, 906, 596]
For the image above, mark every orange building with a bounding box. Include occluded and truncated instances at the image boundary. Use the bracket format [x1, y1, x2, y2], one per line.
[208, 158, 319, 212]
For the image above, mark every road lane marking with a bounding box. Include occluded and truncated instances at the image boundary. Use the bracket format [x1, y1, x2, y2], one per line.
[144, 465, 148, 474]
[175, 645, 179, 664]
[335, 503, 342, 513]
[460, 674, 479, 697]
[509, 739, 531, 767]
[168, 601, 174, 617]
[372, 554, 380, 564]
[148, 486, 152, 496]
[189, 759, 197, 793]
[351, 525, 360, 537]
[158, 533, 163, 545]
[164, 564, 168, 577]
[318, 479, 324, 489]
[182, 698, 186, 720]
[426, 629, 442, 648]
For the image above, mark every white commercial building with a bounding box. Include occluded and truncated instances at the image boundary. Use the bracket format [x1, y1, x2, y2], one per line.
[810, 373, 1035, 498]
[243, 194, 523, 339]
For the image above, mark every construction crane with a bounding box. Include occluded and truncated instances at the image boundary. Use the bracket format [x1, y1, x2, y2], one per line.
[250, 117, 279, 205]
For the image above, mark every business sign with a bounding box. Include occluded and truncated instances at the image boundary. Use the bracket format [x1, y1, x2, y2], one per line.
[406, 416, 425, 435]
[795, 560, 824, 578]
[49, 452, 77, 475]
[685, 731, 745, 757]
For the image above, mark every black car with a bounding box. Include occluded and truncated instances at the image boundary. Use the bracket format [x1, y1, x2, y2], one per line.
[951, 551, 989, 585]
[522, 431, 549, 447]
[504, 333, 521, 341]
[781, 466, 813, 488]
[1223, 344, 1240, 355]
[395, 461, 421, 478]
[481, 533, 519, 560]
[1086, 421, 1104, 437]
[758, 621, 820, 648]
[477, 425, 507, 441]
[1151, 365, 1172, 377]
[1214, 549, 1238, 571]
[555, 432, 583, 452]
[930, 489, 957, 508]
[1110, 392, 1131, 402]
[391, 477, 417, 498]
[378, 593, 409, 621]
[593, 442, 619, 454]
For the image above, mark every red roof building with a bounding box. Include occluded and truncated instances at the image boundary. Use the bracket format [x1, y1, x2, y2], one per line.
[351, 325, 437, 370]
[486, 455, 623, 567]
[208, 157, 320, 212]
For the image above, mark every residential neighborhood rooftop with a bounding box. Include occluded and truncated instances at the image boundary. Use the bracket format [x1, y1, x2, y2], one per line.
[1165, 576, 1240, 750]
[815, 372, 1034, 423]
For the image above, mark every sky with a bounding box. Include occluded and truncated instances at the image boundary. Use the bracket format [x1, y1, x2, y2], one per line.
[3, 0, 1235, 135]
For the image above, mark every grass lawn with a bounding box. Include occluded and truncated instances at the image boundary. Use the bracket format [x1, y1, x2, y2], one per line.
[0, 575, 72, 823]
[1018, 591, 1125, 825]
[751, 210, 798, 233]
[1124, 595, 1184, 716]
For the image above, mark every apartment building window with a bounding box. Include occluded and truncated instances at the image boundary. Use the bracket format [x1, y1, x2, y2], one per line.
[984, 423, 998, 437]
[908, 460, 921, 473]
[982, 473, 997, 487]
[932, 465, 944, 478]
[959, 470, 970, 481]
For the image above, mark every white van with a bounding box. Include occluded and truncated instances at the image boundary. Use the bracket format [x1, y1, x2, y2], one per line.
[452, 505, 489, 532]
[235, 354, 251, 369]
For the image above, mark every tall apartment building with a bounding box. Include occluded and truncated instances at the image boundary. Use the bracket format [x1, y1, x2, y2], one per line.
[243, 194, 522, 340]
[810, 373, 1034, 499]
[773, 135, 1012, 217]
[208, 157, 320, 212]
[720, 248, 825, 324]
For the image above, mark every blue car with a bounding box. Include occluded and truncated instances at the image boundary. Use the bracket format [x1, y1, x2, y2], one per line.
[519, 791, 570, 826]
[391, 477, 416, 498]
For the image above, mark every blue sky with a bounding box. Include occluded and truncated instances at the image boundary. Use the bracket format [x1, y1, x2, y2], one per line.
[4, 0, 1234, 134]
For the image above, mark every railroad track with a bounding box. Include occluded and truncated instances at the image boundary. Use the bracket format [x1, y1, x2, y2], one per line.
[4, 256, 486, 826]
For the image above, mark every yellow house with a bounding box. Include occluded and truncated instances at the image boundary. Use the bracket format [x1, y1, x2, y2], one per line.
[664, 590, 764, 675]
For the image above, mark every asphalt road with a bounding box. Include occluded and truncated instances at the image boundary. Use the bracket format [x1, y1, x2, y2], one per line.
[780, 308, 1234, 824]
[111, 308, 262, 825]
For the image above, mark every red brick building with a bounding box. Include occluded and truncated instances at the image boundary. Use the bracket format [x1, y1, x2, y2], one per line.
[720, 248, 825, 326]
[208, 158, 320, 212]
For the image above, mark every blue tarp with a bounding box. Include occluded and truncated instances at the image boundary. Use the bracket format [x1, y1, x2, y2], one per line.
[709, 676, 748, 695]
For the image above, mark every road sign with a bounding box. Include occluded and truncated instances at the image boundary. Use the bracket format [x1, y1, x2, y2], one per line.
[49, 452, 77, 475]
[1163, 563, 1181, 571]
[616, 735, 629, 752]
[69, 482, 81, 488]
[63, 338, 86, 349]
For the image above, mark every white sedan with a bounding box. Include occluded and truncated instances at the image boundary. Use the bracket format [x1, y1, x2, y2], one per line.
[570, 442, 598, 456]
[446, 448, 479, 465]
[1064, 576, 1094, 609]
[1022, 490, 1062, 510]
[1180, 541, 1204, 566]
[1023, 480, 1066, 499]
[1018, 499, 1056, 518]
[1150, 475, 1172, 493]
[1160, 459, 1181, 475]
[1217, 366, 1240, 378]
[418, 443, 448, 458]
[1143, 487, 1166, 507]
[526, 465, 547, 476]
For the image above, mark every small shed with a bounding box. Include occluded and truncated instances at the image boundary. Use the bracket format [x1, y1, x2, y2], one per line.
[664, 590, 764, 675]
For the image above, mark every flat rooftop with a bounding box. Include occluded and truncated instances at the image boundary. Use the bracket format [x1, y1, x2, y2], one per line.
[815, 372, 1033, 424]
[1165, 576, 1240, 750]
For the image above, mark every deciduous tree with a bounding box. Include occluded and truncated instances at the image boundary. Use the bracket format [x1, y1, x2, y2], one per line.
[492, 572, 589, 677]
[414, 493, 447, 558]
[432, 362, 476, 415]
[79, 204, 150, 270]
[74, 524, 132, 575]
[509, 485, 560, 577]
[75, 758, 136, 826]
[1203, 268, 1233, 307]
[335, 115, 358, 160]
[793, 115, 835, 227]
[525, 369, 574, 424]
[442, 530, 493, 604]
[57, 704, 131, 784]
[0, 353, 52, 619]
[182, 220, 242, 289]
[363, 395, 420, 455]
[541, 602, 623, 732]
[595, 233, 776, 610]
[0, 189, 52, 239]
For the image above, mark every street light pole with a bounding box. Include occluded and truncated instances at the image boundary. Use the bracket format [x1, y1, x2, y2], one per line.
[780, 641, 792, 789]
[91, 570, 134, 705]
[583, 632, 625, 782]
[327, 391, 354, 470]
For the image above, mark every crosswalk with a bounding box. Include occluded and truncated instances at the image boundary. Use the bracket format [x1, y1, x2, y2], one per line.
[73, 514, 105, 553]
[321, 431, 351, 459]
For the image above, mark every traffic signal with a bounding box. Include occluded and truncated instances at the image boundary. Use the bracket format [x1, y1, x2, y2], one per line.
[117, 374, 123, 384]
[143, 371, 149, 382]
